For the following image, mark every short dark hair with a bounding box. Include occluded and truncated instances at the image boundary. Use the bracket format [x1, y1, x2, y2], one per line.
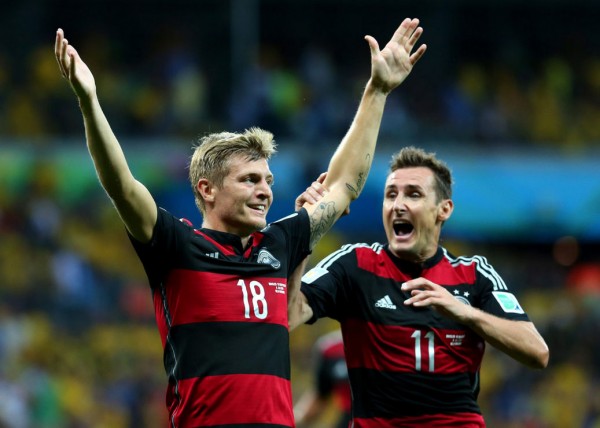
[389, 146, 453, 201]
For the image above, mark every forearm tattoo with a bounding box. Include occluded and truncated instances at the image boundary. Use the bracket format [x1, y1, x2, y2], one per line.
[345, 170, 366, 198]
[309, 201, 339, 249]
[308, 163, 369, 249]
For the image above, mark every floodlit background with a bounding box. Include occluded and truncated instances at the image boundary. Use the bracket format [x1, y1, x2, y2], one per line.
[1, 0, 599, 426]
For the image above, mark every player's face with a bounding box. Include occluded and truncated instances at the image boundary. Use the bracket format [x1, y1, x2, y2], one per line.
[212, 155, 273, 236]
[382, 167, 452, 262]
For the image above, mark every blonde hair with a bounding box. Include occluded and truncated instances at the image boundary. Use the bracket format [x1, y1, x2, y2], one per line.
[389, 146, 453, 201]
[189, 127, 277, 215]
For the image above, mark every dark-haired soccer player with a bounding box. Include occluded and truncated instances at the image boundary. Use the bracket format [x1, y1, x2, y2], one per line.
[290, 146, 549, 427]
[294, 330, 351, 428]
[55, 19, 426, 427]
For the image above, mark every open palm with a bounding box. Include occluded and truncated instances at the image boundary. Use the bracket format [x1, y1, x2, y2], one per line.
[366, 18, 427, 94]
[55, 29, 96, 100]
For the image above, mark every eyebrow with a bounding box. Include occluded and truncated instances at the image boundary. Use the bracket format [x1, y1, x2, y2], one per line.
[404, 184, 423, 192]
[243, 172, 274, 183]
[385, 183, 423, 191]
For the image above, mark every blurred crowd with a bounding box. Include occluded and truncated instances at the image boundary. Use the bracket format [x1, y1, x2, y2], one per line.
[1, 0, 600, 426]
[0, 162, 165, 427]
[0, 1, 599, 150]
[2, 31, 599, 150]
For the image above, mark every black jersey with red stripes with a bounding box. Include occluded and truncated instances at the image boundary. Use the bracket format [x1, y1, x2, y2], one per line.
[301, 244, 530, 428]
[313, 331, 352, 428]
[129, 206, 311, 428]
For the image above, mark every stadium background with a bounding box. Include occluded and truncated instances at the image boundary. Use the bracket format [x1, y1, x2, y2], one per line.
[1, 0, 599, 426]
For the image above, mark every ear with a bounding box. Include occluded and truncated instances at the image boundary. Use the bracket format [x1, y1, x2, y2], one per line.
[197, 178, 215, 204]
[437, 199, 454, 222]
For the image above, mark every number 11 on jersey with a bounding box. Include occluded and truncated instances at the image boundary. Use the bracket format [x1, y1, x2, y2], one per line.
[411, 330, 435, 372]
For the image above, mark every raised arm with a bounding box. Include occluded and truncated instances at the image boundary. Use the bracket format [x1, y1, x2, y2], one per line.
[302, 18, 427, 249]
[55, 29, 157, 242]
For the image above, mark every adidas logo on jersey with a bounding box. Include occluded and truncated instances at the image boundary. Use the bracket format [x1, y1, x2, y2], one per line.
[375, 295, 396, 309]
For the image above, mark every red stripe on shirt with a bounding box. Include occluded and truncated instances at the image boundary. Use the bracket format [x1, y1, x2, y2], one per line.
[343, 319, 484, 374]
[356, 248, 477, 286]
[424, 259, 478, 287]
[153, 288, 169, 347]
[164, 269, 288, 328]
[170, 374, 294, 427]
[353, 412, 485, 427]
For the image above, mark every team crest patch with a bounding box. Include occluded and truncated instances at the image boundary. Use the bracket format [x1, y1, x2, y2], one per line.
[257, 249, 281, 269]
[492, 291, 525, 314]
[454, 295, 471, 306]
[453, 289, 472, 306]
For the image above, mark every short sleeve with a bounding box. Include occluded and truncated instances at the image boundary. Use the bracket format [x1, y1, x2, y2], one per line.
[474, 256, 531, 322]
[300, 247, 355, 323]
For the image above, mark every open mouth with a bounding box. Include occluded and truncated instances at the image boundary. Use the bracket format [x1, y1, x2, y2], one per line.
[249, 204, 266, 214]
[393, 221, 414, 237]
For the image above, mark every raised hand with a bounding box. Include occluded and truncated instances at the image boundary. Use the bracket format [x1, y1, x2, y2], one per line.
[55, 28, 96, 101]
[295, 172, 351, 216]
[295, 172, 328, 211]
[365, 17, 427, 94]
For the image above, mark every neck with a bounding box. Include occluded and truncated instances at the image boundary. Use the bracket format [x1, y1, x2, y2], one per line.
[389, 245, 439, 264]
[201, 220, 253, 248]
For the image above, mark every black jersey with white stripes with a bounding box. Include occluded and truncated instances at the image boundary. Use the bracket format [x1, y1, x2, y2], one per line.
[300, 244, 530, 427]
